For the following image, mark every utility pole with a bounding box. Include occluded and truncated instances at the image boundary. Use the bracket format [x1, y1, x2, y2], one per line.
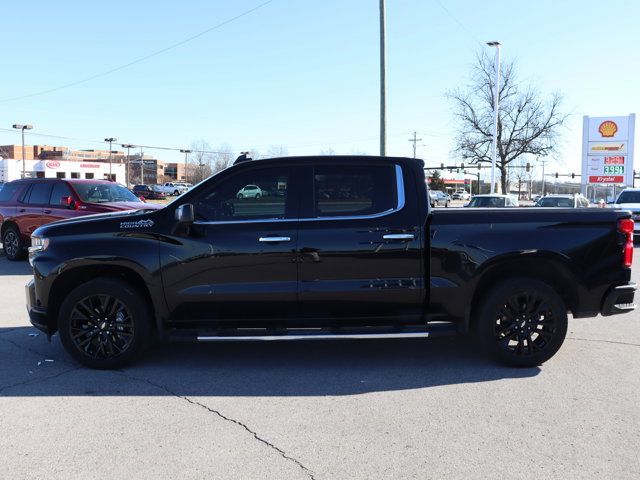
[12, 124, 33, 179]
[121, 144, 134, 187]
[139, 146, 144, 185]
[104, 137, 117, 181]
[180, 149, 191, 183]
[486, 41, 501, 193]
[408, 131, 422, 158]
[539, 158, 547, 196]
[379, 0, 386, 157]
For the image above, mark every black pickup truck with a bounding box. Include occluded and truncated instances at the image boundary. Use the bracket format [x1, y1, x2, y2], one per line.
[25, 156, 636, 369]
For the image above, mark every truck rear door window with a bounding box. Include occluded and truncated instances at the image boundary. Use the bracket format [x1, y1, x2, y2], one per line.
[313, 165, 395, 217]
[196, 168, 290, 221]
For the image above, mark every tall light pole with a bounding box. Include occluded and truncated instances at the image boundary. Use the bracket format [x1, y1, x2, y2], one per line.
[121, 144, 134, 186]
[486, 41, 501, 193]
[104, 137, 117, 181]
[12, 124, 33, 179]
[180, 149, 191, 183]
[379, 0, 387, 157]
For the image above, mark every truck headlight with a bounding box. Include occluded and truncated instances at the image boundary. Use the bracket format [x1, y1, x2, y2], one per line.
[28, 236, 50, 254]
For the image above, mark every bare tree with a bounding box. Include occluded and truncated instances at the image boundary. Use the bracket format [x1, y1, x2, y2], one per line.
[448, 52, 567, 193]
[266, 145, 289, 158]
[211, 143, 234, 174]
[188, 139, 214, 183]
[319, 148, 337, 156]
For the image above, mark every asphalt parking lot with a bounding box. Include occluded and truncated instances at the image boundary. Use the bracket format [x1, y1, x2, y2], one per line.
[1, 252, 639, 479]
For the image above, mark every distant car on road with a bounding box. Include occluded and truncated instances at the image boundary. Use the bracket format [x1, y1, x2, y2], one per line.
[159, 182, 189, 196]
[465, 194, 519, 208]
[0, 178, 162, 260]
[612, 188, 640, 233]
[429, 190, 450, 207]
[236, 185, 264, 199]
[534, 194, 589, 208]
[131, 184, 166, 200]
[452, 190, 471, 201]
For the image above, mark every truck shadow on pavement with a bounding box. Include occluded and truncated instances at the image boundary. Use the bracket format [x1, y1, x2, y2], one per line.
[0, 326, 540, 397]
[0, 255, 31, 275]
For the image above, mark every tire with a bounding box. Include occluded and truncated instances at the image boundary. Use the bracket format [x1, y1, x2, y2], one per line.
[58, 278, 152, 369]
[2, 224, 26, 261]
[476, 278, 568, 368]
[445, 201, 450, 208]
[255, 193, 261, 199]
[173, 190, 179, 196]
[237, 193, 244, 199]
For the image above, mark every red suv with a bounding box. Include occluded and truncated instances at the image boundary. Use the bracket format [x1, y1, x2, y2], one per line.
[0, 179, 163, 260]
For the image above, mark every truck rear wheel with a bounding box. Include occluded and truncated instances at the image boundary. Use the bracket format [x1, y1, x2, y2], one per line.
[58, 278, 151, 369]
[477, 278, 568, 367]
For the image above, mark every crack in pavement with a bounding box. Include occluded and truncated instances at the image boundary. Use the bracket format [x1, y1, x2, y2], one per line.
[0, 367, 81, 395]
[116, 371, 317, 480]
[566, 336, 640, 347]
[0, 335, 70, 364]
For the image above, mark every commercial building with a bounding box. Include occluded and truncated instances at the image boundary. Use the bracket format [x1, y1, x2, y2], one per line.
[0, 144, 166, 184]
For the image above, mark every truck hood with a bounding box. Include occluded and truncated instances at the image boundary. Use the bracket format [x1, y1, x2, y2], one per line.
[33, 208, 163, 237]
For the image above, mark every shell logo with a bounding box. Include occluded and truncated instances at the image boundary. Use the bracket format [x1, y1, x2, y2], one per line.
[598, 120, 618, 138]
[45, 161, 61, 168]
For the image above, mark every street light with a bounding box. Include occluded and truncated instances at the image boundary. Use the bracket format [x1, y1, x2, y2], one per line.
[104, 137, 117, 181]
[12, 124, 33, 179]
[379, 0, 386, 156]
[180, 149, 191, 183]
[486, 41, 501, 193]
[121, 144, 135, 187]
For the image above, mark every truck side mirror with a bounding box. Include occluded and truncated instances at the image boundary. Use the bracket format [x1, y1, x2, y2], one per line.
[175, 203, 194, 224]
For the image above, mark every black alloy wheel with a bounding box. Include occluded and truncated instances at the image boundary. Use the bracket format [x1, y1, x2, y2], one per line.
[477, 278, 567, 367]
[2, 225, 26, 261]
[58, 278, 151, 369]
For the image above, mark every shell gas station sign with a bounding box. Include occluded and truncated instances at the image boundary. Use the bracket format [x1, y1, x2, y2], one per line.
[581, 114, 635, 187]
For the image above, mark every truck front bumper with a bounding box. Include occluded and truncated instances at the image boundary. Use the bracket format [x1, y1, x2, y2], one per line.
[601, 282, 636, 316]
[25, 279, 52, 335]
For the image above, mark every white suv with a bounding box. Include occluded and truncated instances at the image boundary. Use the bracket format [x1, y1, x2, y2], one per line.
[612, 189, 640, 232]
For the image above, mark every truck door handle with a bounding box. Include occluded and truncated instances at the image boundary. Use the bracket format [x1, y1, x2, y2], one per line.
[383, 234, 415, 241]
[19, 208, 26, 213]
[259, 236, 291, 243]
[43, 209, 51, 214]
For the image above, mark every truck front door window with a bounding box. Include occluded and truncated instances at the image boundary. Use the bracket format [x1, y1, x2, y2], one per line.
[196, 168, 289, 221]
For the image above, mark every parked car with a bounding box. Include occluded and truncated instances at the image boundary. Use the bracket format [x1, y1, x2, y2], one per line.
[236, 184, 264, 199]
[611, 188, 640, 233]
[534, 194, 589, 208]
[131, 184, 167, 200]
[533, 194, 543, 203]
[452, 190, 471, 201]
[25, 155, 635, 369]
[429, 190, 450, 207]
[0, 178, 162, 260]
[465, 194, 519, 208]
[158, 182, 189, 196]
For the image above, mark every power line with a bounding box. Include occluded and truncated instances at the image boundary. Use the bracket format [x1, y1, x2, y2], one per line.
[408, 131, 422, 158]
[0, 128, 229, 155]
[0, 0, 275, 103]
[432, 0, 482, 46]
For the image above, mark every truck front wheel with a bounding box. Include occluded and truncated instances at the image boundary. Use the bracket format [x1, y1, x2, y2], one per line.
[58, 278, 151, 369]
[477, 278, 568, 367]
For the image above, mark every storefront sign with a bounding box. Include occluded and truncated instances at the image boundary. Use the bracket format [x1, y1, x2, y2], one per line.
[46, 161, 61, 169]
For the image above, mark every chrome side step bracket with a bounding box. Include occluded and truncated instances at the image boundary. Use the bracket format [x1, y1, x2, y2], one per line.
[197, 331, 434, 342]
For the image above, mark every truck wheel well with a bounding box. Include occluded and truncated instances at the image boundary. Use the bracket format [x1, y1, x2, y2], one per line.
[47, 266, 156, 335]
[1, 220, 18, 237]
[468, 258, 578, 333]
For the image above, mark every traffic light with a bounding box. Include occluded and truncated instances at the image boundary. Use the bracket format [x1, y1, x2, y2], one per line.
[555, 172, 559, 179]
[526, 163, 530, 172]
[440, 163, 445, 170]
[571, 173, 575, 179]
[477, 164, 481, 170]
[460, 163, 465, 170]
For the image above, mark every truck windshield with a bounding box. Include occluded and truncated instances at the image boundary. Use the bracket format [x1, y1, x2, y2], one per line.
[616, 192, 640, 204]
[73, 183, 141, 203]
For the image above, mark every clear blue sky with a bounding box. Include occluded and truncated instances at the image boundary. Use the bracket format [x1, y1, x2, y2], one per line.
[0, 0, 638, 176]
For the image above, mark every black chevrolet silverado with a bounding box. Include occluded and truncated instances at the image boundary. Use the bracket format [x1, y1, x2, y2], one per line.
[25, 156, 636, 369]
